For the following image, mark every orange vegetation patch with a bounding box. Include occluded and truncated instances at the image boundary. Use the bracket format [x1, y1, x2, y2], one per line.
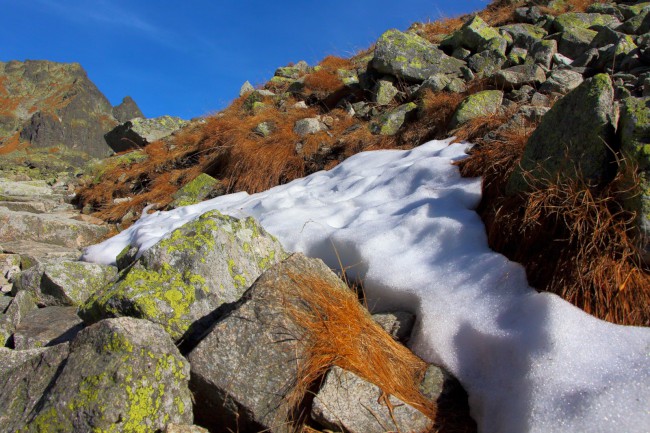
[457, 118, 650, 327]
[284, 271, 476, 433]
[0, 132, 28, 155]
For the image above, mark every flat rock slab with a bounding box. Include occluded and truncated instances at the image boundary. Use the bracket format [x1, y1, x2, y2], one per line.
[13, 306, 84, 349]
[0, 240, 82, 265]
[311, 366, 433, 433]
[0, 179, 54, 197]
[0, 208, 109, 249]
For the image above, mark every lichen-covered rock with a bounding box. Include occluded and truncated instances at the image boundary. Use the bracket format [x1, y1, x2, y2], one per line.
[81, 210, 286, 341]
[441, 15, 501, 52]
[372, 29, 466, 82]
[553, 12, 621, 33]
[0, 179, 54, 197]
[618, 96, 650, 261]
[495, 64, 547, 89]
[594, 34, 638, 70]
[508, 74, 617, 194]
[450, 90, 504, 129]
[539, 68, 584, 94]
[188, 253, 350, 433]
[370, 102, 417, 135]
[168, 173, 225, 209]
[500, 23, 547, 50]
[311, 366, 433, 433]
[0, 208, 109, 249]
[0, 291, 37, 345]
[618, 9, 650, 35]
[13, 306, 84, 349]
[13, 260, 117, 306]
[112, 96, 144, 123]
[529, 38, 557, 69]
[558, 26, 598, 59]
[0, 344, 71, 430]
[467, 48, 507, 77]
[1, 317, 192, 432]
[373, 78, 399, 105]
[104, 115, 187, 153]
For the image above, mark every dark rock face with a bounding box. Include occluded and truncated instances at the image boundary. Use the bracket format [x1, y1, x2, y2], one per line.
[0, 61, 149, 160]
[112, 96, 144, 123]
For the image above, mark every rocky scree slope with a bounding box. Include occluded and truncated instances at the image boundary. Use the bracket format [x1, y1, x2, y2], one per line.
[79, 0, 650, 326]
[1, 0, 650, 432]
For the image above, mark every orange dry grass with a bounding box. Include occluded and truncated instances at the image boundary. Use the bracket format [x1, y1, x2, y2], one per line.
[0, 132, 27, 155]
[318, 55, 354, 71]
[458, 124, 650, 326]
[303, 69, 344, 97]
[283, 272, 435, 421]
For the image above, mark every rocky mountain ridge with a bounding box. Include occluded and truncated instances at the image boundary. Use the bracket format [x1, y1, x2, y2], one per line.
[0, 0, 649, 432]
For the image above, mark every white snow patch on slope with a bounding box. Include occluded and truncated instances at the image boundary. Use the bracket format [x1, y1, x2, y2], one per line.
[83, 139, 650, 433]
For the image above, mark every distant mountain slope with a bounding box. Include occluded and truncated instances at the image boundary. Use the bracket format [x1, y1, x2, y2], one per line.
[0, 60, 123, 158]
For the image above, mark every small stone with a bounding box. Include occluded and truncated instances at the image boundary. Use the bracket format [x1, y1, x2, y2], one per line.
[373, 78, 399, 105]
[253, 121, 276, 137]
[239, 81, 255, 96]
[294, 118, 327, 136]
[169, 173, 225, 208]
[539, 69, 584, 94]
[372, 311, 415, 341]
[530, 92, 551, 107]
[450, 90, 504, 129]
[467, 49, 507, 77]
[311, 366, 433, 433]
[495, 64, 547, 89]
[370, 102, 417, 135]
[508, 47, 528, 66]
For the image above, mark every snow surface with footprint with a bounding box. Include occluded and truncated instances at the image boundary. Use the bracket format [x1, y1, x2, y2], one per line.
[83, 139, 650, 433]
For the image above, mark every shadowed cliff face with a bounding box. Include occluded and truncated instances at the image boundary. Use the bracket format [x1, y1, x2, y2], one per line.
[0, 60, 119, 158]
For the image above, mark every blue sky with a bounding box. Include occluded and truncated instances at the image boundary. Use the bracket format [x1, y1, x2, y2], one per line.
[2, 0, 487, 119]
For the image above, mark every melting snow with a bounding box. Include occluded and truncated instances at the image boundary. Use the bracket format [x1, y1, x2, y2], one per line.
[83, 139, 650, 433]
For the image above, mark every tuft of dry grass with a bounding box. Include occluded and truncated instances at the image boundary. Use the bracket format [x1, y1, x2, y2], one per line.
[284, 271, 435, 421]
[458, 121, 650, 326]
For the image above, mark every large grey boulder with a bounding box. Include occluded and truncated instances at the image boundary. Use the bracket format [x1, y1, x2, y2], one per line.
[619, 96, 650, 262]
[450, 90, 504, 129]
[0, 317, 192, 432]
[0, 344, 71, 430]
[311, 366, 433, 433]
[13, 260, 117, 306]
[81, 210, 286, 341]
[372, 29, 466, 82]
[508, 74, 617, 194]
[104, 115, 188, 153]
[12, 306, 84, 349]
[188, 253, 350, 433]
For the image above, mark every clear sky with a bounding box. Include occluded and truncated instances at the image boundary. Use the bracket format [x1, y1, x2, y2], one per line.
[2, 0, 487, 120]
